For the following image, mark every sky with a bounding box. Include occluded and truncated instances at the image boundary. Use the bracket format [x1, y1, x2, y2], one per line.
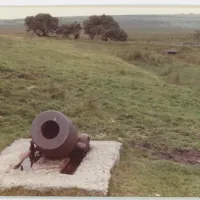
[1, 6, 200, 19]
[0, 0, 200, 19]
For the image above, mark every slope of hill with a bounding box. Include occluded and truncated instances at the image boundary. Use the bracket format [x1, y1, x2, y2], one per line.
[1, 35, 200, 196]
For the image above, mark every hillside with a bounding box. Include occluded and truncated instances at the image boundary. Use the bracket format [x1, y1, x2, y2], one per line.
[1, 34, 200, 196]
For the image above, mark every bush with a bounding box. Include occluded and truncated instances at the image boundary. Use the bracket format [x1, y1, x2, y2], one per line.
[105, 28, 128, 42]
[56, 22, 82, 39]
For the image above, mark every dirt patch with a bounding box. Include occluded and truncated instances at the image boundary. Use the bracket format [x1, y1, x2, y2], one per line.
[0, 67, 15, 74]
[152, 148, 200, 165]
[0, 67, 41, 80]
[0, 67, 17, 79]
[17, 72, 37, 80]
[131, 140, 200, 165]
[131, 140, 152, 150]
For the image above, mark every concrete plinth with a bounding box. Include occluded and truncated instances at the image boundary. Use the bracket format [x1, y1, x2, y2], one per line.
[0, 139, 122, 195]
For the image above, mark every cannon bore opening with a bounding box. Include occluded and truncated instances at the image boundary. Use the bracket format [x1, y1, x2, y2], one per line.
[41, 120, 59, 139]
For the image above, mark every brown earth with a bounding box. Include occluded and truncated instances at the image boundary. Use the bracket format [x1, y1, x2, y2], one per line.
[131, 140, 200, 165]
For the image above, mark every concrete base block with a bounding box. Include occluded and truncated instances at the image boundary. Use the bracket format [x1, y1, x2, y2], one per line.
[0, 139, 122, 195]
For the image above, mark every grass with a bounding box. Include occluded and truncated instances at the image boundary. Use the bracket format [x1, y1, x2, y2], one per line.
[1, 29, 200, 196]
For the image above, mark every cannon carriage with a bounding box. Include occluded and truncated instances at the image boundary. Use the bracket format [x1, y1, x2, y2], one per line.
[14, 111, 91, 173]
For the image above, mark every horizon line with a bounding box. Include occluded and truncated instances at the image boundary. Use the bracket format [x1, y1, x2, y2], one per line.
[1, 13, 200, 21]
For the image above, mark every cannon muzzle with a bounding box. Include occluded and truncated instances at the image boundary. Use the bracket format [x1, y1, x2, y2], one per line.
[30, 110, 78, 159]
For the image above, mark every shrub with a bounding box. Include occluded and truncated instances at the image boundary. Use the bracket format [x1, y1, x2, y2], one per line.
[105, 28, 128, 42]
[56, 22, 82, 39]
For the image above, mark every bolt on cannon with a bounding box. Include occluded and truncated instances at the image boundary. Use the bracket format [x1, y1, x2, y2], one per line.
[13, 110, 91, 174]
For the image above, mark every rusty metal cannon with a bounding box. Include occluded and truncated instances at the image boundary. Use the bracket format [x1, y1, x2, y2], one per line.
[13, 111, 91, 172]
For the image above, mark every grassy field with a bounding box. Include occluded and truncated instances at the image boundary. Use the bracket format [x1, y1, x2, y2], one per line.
[1, 15, 200, 196]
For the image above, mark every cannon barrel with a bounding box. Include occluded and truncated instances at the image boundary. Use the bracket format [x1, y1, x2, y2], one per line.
[30, 111, 78, 159]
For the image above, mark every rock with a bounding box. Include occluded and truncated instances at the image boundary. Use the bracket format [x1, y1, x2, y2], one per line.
[27, 85, 36, 90]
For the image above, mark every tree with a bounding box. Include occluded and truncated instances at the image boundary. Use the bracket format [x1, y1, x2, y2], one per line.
[57, 22, 82, 39]
[24, 13, 59, 36]
[25, 16, 38, 35]
[83, 14, 120, 40]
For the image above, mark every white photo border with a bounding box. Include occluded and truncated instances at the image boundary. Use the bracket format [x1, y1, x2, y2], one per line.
[0, 0, 199, 198]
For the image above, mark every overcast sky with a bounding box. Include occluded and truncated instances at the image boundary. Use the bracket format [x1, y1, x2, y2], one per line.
[0, 5, 200, 19]
[0, 0, 200, 6]
[0, 0, 200, 19]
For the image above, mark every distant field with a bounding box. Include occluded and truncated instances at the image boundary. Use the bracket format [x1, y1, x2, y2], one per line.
[1, 15, 200, 196]
[1, 14, 200, 29]
[0, 14, 200, 43]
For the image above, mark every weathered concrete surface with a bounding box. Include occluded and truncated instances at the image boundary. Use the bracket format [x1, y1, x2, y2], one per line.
[0, 139, 122, 195]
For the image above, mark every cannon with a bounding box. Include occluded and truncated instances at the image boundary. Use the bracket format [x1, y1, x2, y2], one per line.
[13, 111, 91, 172]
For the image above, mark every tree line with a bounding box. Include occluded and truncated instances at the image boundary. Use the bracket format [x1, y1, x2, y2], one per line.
[24, 13, 128, 42]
